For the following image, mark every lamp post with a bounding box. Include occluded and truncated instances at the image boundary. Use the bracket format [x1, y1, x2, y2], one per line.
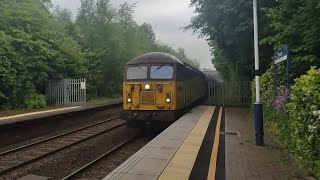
[253, 0, 264, 145]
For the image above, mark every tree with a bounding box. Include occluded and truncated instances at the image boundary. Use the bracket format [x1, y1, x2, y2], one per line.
[187, 0, 276, 80]
[0, 0, 86, 109]
[261, 0, 320, 79]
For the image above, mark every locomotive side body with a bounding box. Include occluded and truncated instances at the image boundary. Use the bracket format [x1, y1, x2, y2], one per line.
[122, 52, 207, 127]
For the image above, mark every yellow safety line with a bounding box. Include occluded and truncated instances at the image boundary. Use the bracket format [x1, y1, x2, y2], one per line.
[207, 107, 222, 180]
[158, 106, 215, 180]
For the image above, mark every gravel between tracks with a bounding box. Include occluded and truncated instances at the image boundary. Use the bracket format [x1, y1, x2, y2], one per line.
[0, 124, 135, 180]
[71, 138, 149, 179]
[0, 107, 122, 150]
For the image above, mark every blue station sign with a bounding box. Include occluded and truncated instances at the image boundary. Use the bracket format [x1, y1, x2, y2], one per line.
[272, 45, 291, 95]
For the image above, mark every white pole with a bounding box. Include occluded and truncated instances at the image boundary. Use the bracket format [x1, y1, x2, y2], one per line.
[253, 0, 264, 146]
[253, 0, 260, 103]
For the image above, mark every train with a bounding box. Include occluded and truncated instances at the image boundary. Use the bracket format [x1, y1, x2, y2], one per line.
[122, 52, 208, 128]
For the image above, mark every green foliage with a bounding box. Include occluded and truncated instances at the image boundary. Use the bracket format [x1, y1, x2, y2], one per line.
[189, 0, 320, 81]
[188, 0, 276, 81]
[0, 0, 199, 110]
[25, 94, 47, 109]
[261, 0, 320, 79]
[73, 0, 200, 98]
[286, 67, 320, 178]
[23, 81, 47, 109]
[0, 0, 86, 109]
[254, 67, 320, 179]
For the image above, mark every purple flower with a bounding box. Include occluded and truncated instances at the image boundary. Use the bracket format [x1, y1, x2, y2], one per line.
[275, 86, 290, 111]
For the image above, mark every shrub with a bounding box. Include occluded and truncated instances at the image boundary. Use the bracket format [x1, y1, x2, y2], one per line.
[22, 81, 47, 109]
[286, 67, 320, 178]
[251, 67, 276, 107]
[254, 66, 320, 179]
[24, 93, 47, 109]
[275, 85, 290, 112]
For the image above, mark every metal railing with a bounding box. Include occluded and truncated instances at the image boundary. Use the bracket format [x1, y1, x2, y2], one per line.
[46, 78, 86, 106]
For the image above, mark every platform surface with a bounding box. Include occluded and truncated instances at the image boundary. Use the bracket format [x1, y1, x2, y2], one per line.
[0, 106, 81, 121]
[103, 106, 216, 180]
[0, 107, 81, 126]
[0, 102, 121, 126]
[103, 106, 312, 180]
[224, 108, 306, 180]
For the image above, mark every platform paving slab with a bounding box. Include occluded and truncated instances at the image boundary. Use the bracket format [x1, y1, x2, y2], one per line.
[103, 106, 215, 180]
[225, 107, 313, 180]
[158, 106, 216, 180]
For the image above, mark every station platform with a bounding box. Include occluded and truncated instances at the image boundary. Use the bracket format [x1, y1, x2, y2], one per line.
[104, 105, 305, 180]
[0, 102, 121, 126]
[104, 106, 221, 180]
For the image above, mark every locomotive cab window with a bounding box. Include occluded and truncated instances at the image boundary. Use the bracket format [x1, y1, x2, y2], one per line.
[150, 65, 173, 79]
[126, 66, 148, 80]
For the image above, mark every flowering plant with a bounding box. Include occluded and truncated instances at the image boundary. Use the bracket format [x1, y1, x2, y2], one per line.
[275, 85, 290, 111]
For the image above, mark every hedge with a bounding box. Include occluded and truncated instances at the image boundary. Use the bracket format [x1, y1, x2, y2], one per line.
[252, 67, 320, 179]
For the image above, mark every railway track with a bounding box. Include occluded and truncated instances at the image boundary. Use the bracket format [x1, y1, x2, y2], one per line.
[61, 137, 136, 180]
[0, 116, 125, 175]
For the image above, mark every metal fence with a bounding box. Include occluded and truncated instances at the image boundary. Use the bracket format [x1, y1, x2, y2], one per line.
[46, 78, 86, 106]
[208, 81, 251, 107]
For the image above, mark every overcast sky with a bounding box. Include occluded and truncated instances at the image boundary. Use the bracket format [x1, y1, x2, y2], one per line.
[52, 0, 213, 69]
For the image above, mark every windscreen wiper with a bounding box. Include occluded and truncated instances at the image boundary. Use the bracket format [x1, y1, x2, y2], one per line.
[154, 64, 166, 72]
[138, 66, 146, 72]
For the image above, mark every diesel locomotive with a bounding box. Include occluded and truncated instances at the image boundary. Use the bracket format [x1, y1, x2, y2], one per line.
[122, 52, 207, 128]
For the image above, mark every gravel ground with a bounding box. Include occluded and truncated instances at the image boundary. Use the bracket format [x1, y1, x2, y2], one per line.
[0, 125, 136, 180]
[0, 118, 125, 167]
[71, 138, 150, 180]
[0, 107, 122, 150]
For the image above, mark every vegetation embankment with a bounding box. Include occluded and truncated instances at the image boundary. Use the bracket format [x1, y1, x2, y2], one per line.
[0, 0, 200, 111]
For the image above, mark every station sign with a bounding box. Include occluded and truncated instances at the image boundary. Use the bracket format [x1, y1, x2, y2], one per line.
[272, 45, 291, 95]
[273, 45, 289, 64]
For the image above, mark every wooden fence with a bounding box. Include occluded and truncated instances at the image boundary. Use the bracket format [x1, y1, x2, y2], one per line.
[208, 81, 251, 107]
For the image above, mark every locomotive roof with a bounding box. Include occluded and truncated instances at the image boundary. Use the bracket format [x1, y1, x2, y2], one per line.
[126, 52, 184, 65]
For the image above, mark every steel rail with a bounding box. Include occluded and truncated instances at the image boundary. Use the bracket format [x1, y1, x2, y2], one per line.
[62, 137, 136, 180]
[0, 116, 120, 155]
[0, 119, 125, 175]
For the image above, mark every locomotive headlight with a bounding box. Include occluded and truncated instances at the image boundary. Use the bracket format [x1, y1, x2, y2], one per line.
[145, 84, 151, 90]
[127, 98, 132, 103]
[166, 98, 171, 103]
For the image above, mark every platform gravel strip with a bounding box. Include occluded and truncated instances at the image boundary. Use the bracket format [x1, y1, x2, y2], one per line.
[103, 106, 212, 180]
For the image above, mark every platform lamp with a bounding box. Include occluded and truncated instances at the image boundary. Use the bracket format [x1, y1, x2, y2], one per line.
[253, 0, 264, 146]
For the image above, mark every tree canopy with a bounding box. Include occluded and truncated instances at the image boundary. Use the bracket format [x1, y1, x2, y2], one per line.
[188, 0, 320, 81]
[0, 0, 200, 110]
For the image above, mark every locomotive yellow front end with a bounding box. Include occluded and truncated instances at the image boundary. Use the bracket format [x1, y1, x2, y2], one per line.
[121, 53, 186, 128]
[122, 64, 179, 127]
[123, 81, 176, 111]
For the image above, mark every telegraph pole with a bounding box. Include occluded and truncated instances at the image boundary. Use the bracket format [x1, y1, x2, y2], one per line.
[253, 0, 264, 145]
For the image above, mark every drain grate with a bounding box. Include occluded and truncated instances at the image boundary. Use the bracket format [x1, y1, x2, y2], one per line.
[220, 131, 238, 136]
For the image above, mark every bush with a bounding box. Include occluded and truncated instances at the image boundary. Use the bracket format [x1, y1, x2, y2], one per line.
[286, 67, 320, 178]
[22, 81, 47, 109]
[254, 66, 320, 179]
[24, 93, 47, 109]
[251, 67, 276, 107]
